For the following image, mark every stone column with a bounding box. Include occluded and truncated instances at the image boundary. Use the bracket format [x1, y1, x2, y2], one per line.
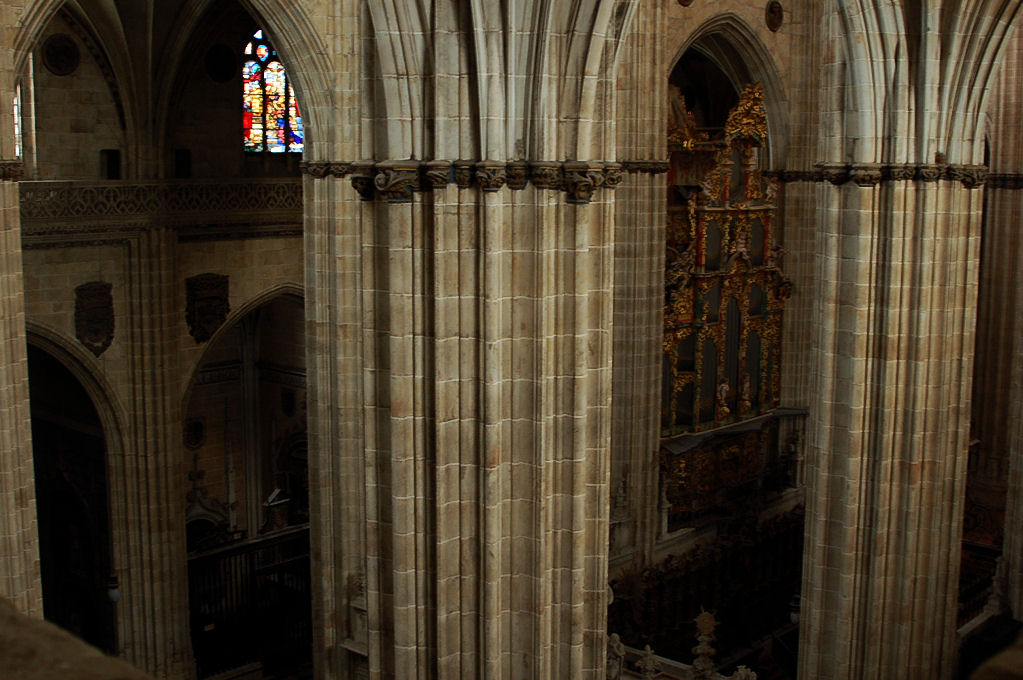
[114, 227, 192, 678]
[302, 2, 634, 678]
[609, 0, 667, 569]
[0, 0, 42, 617]
[798, 3, 1019, 678]
[990, 27, 1023, 621]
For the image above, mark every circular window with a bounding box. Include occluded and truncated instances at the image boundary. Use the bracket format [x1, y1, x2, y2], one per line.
[42, 33, 80, 76]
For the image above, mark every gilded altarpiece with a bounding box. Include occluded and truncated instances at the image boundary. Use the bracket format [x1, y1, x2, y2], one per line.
[660, 84, 793, 531]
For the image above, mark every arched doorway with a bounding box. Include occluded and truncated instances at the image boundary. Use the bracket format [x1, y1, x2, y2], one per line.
[27, 343, 116, 653]
[183, 293, 311, 679]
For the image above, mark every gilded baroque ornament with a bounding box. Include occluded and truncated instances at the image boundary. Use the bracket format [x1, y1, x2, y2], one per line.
[662, 82, 790, 435]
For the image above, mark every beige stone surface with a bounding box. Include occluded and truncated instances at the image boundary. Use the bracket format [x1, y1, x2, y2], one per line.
[0, 597, 153, 680]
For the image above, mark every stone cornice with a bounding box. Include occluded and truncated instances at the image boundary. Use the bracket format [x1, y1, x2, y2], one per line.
[0, 160, 24, 182]
[765, 163, 988, 189]
[301, 159, 637, 204]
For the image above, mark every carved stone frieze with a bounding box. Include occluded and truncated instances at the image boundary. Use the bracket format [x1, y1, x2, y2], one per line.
[797, 162, 990, 188]
[849, 164, 883, 187]
[374, 162, 420, 203]
[300, 161, 352, 178]
[186, 273, 230, 344]
[475, 162, 507, 192]
[74, 281, 114, 356]
[19, 180, 302, 221]
[0, 160, 24, 182]
[916, 163, 944, 182]
[602, 163, 624, 189]
[948, 164, 988, 189]
[302, 159, 633, 200]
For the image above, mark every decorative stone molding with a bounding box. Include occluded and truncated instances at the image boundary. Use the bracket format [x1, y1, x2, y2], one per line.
[603, 163, 624, 189]
[621, 160, 670, 174]
[300, 161, 351, 178]
[374, 161, 420, 203]
[474, 162, 507, 192]
[0, 160, 24, 181]
[768, 163, 990, 188]
[314, 159, 634, 202]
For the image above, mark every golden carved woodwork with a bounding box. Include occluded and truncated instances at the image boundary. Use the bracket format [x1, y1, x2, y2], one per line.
[663, 82, 791, 436]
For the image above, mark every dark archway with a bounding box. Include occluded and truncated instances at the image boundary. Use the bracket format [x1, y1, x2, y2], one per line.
[183, 293, 310, 679]
[28, 343, 116, 653]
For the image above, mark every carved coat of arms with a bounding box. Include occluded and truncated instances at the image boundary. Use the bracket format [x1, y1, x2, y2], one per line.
[186, 273, 230, 343]
[74, 281, 114, 356]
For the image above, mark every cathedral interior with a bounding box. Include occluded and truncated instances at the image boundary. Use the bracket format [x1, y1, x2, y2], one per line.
[2, 1, 1023, 679]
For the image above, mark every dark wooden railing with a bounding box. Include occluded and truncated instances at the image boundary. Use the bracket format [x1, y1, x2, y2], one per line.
[188, 524, 311, 679]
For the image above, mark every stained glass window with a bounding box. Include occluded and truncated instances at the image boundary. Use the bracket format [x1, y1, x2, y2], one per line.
[13, 84, 22, 158]
[243, 30, 303, 153]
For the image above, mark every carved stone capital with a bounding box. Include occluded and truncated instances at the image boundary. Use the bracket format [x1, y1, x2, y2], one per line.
[530, 162, 563, 189]
[506, 161, 529, 190]
[602, 162, 624, 189]
[915, 164, 944, 182]
[849, 164, 882, 187]
[374, 161, 420, 203]
[816, 163, 850, 186]
[350, 161, 376, 201]
[422, 161, 451, 189]
[881, 164, 915, 182]
[0, 159, 24, 182]
[948, 164, 987, 189]
[475, 162, 506, 192]
[563, 162, 605, 204]
[453, 161, 474, 189]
